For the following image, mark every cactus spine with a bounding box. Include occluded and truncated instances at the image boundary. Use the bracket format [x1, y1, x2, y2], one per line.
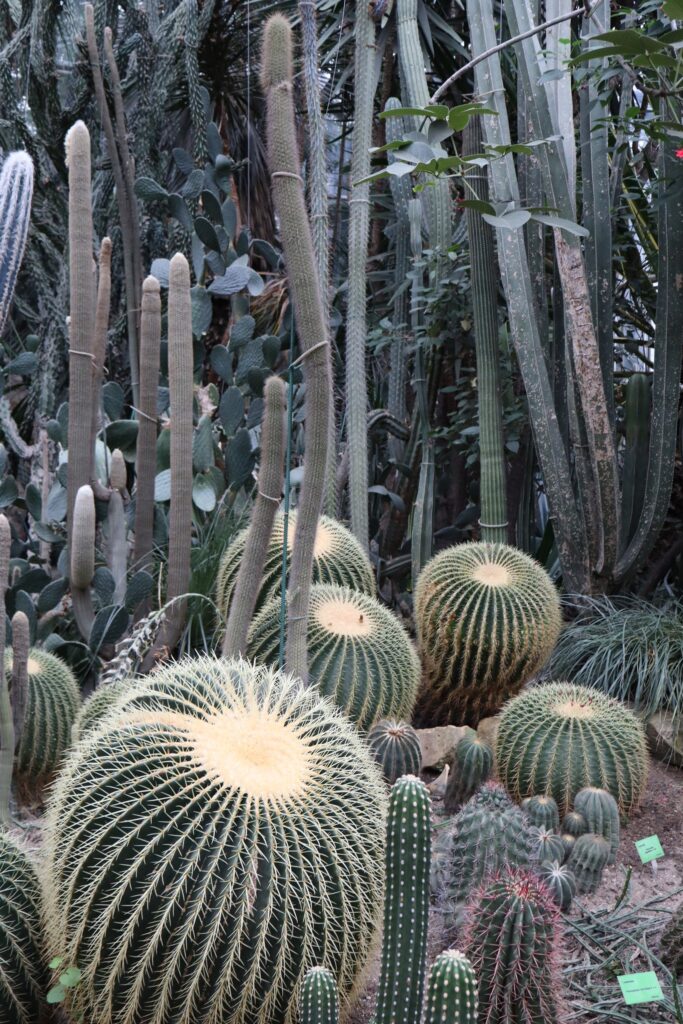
[43, 657, 386, 1024]
[415, 542, 561, 726]
[0, 516, 10, 825]
[375, 776, 430, 1024]
[301, 968, 339, 1024]
[367, 720, 422, 786]
[464, 869, 563, 1024]
[538, 861, 576, 912]
[223, 376, 286, 657]
[0, 152, 34, 335]
[524, 795, 560, 832]
[70, 483, 96, 640]
[573, 787, 620, 865]
[0, 832, 46, 1024]
[444, 730, 493, 813]
[262, 14, 332, 682]
[567, 833, 610, 894]
[424, 951, 478, 1024]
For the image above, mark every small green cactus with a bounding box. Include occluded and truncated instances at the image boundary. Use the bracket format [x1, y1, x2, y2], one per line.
[538, 861, 576, 912]
[247, 584, 420, 731]
[414, 542, 561, 726]
[574, 787, 620, 865]
[530, 827, 566, 865]
[423, 950, 478, 1024]
[0, 832, 46, 1024]
[660, 904, 683, 977]
[376, 775, 430, 1024]
[71, 679, 129, 743]
[464, 868, 563, 1024]
[300, 968, 339, 1024]
[368, 720, 422, 785]
[562, 811, 588, 837]
[568, 833, 610, 894]
[523, 794, 560, 832]
[495, 682, 649, 816]
[559, 834, 576, 861]
[444, 729, 493, 814]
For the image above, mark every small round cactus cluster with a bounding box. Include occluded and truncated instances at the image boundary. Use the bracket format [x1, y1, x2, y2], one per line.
[6, 647, 80, 782]
[444, 729, 493, 813]
[43, 657, 386, 1024]
[567, 833, 610, 894]
[0, 832, 46, 1024]
[574, 787, 620, 865]
[424, 950, 478, 1024]
[248, 584, 420, 731]
[71, 678, 129, 742]
[367, 720, 422, 785]
[495, 682, 649, 815]
[216, 512, 375, 621]
[414, 542, 561, 726]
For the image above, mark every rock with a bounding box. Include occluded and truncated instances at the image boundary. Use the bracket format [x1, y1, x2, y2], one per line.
[646, 711, 683, 769]
[427, 764, 449, 800]
[477, 714, 501, 751]
[417, 725, 469, 769]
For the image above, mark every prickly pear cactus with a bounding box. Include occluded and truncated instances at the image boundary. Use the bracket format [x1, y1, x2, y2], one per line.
[0, 832, 46, 1024]
[423, 950, 478, 1024]
[573, 787, 620, 865]
[368, 720, 422, 785]
[444, 729, 493, 813]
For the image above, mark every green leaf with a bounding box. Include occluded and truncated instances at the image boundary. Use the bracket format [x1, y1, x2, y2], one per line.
[134, 176, 168, 202]
[448, 104, 497, 130]
[218, 386, 243, 436]
[214, 153, 233, 191]
[229, 316, 256, 349]
[104, 420, 138, 460]
[150, 258, 170, 288]
[221, 198, 237, 239]
[210, 345, 232, 383]
[92, 567, 116, 606]
[207, 124, 223, 161]
[201, 189, 223, 224]
[59, 967, 82, 988]
[459, 198, 495, 215]
[194, 216, 221, 253]
[225, 428, 254, 489]
[236, 337, 266, 386]
[531, 213, 589, 237]
[192, 415, 214, 473]
[380, 105, 435, 120]
[182, 168, 204, 200]
[209, 265, 260, 296]
[172, 148, 194, 175]
[191, 286, 212, 337]
[482, 209, 531, 229]
[192, 473, 217, 511]
[261, 335, 281, 369]
[45, 481, 67, 523]
[37, 578, 68, 613]
[47, 984, 66, 1004]
[48, 957, 64, 970]
[102, 381, 124, 421]
[25, 482, 41, 521]
[167, 193, 193, 231]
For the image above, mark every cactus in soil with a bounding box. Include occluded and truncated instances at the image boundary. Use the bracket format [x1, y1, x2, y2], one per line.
[5, 647, 80, 783]
[300, 968, 339, 1024]
[262, 14, 332, 682]
[248, 584, 420, 731]
[414, 542, 561, 726]
[573, 787, 620, 865]
[0, 516, 11, 825]
[464, 868, 564, 1024]
[223, 376, 286, 657]
[444, 729, 493, 814]
[530, 828, 566, 866]
[217, 512, 374, 621]
[660, 904, 683, 976]
[72, 678, 129, 743]
[523, 795, 560, 832]
[423, 950, 478, 1024]
[70, 483, 96, 640]
[43, 656, 386, 1024]
[0, 832, 47, 1024]
[133, 275, 161, 584]
[538, 861, 576, 912]
[562, 811, 588, 838]
[375, 776, 430, 1024]
[9, 611, 29, 752]
[368, 720, 422, 785]
[495, 682, 649, 817]
[0, 151, 34, 336]
[568, 833, 610, 894]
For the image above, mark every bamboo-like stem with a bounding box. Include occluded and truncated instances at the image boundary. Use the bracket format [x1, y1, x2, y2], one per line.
[0, 515, 11, 826]
[91, 236, 112, 475]
[133, 276, 161, 586]
[10, 611, 29, 753]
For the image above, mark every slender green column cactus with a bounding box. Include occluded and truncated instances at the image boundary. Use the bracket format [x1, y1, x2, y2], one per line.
[621, 373, 651, 546]
[538, 861, 576, 912]
[385, 98, 411, 463]
[65, 121, 96, 558]
[562, 811, 588, 838]
[0, 151, 34, 335]
[91, 236, 112, 469]
[223, 376, 286, 657]
[464, 868, 564, 1024]
[524, 795, 560, 832]
[367, 720, 422, 786]
[133, 275, 161, 583]
[573, 787, 620, 865]
[0, 516, 11, 826]
[444, 730, 493, 814]
[424, 951, 478, 1024]
[568, 833, 610, 894]
[375, 776, 431, 1024]
[301, 968, 339, 1024]
[0, 832, 47, 1024]
[71, 483, 96, 640]
[10, 610, 29, 753]
[262, 14, 332, 682]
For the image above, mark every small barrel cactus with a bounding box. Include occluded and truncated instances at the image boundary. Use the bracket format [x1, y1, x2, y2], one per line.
[217, 512, 375, 621]
[530, 827, 566, 865]
[660, 905, 683, 977]
[560, 834, 576, 861]
[444, 729, 493, 813]
[6, 647, 80, 782]
[562, 810, 588, 837]
[538, 860, 576, 912]
[300, 968, 339, 1024]
[523, 794, 560, 832]
[376, 775, 430, 1024]
[0, 832, 46, 1024]
[495, 682, 649, 816]
[568, 833, 610, 894]
[71, 679, 129, 743]
[473, 780, 514, 812]
[464, 868, 563, 1024]
[368, 719, 422, 785]
[414, 542, 561, 726]
[423, 950, 478, 1024]
[43, 657, 387, 1024]
[573, 787, 620, 865]
[247, 584, 420, 731]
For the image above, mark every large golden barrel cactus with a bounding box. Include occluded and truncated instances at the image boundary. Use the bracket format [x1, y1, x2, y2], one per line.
[0, 832, 46, 1024]
[216, 512, 375, 621]
[247, 584, 420, 730]
[43, 657, 386, 1024]
[414, 542, 561, 726]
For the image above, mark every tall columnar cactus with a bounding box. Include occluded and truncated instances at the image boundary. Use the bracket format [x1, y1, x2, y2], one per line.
[367, 720, 422, 786]
[0, 832, 47, 1024]
[495, 682, 649, 816]
[247, 584, 420, 731]
[385, 97, 411, 461]
[5, 647, 80, 783]
[217, 512, 374, 621]
[300, 968, 339, 1024]
[464, 869, 564, 1024]
[375, 776, 431, 1024]
[444, 730, 493, 814]
[538, 861, 576, 913]
[0, 516, 11, 826]
[70, 483, 96, 640]
[10, 610, 29, 752]
[133, 275, 161, 583]
[423, 951, 478, 1024]
[0, 152, 34, 336]
[524, 795, 560, 832]
[262, 14, 332, 683]
[414, 542, 562, 726]
[573, 788, 620, 865]
[107, 448, 127, 604]
[562, 811, 588, 838]
[567, 833, 610, 894]
[91, 235, 112, 467]
[43, 657, 386, 1024]
[223, 376, 287, 657]
[660, 904, 683, 976]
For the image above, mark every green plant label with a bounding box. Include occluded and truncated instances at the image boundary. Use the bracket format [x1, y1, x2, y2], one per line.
[635, 835, 664, 864]
[617, 972, 663, 1005]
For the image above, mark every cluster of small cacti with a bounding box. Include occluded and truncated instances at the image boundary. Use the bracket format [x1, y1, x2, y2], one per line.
[444, 729, 493, 813]
[368, 719, 422, 784]
[574, 786, 620, 864]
